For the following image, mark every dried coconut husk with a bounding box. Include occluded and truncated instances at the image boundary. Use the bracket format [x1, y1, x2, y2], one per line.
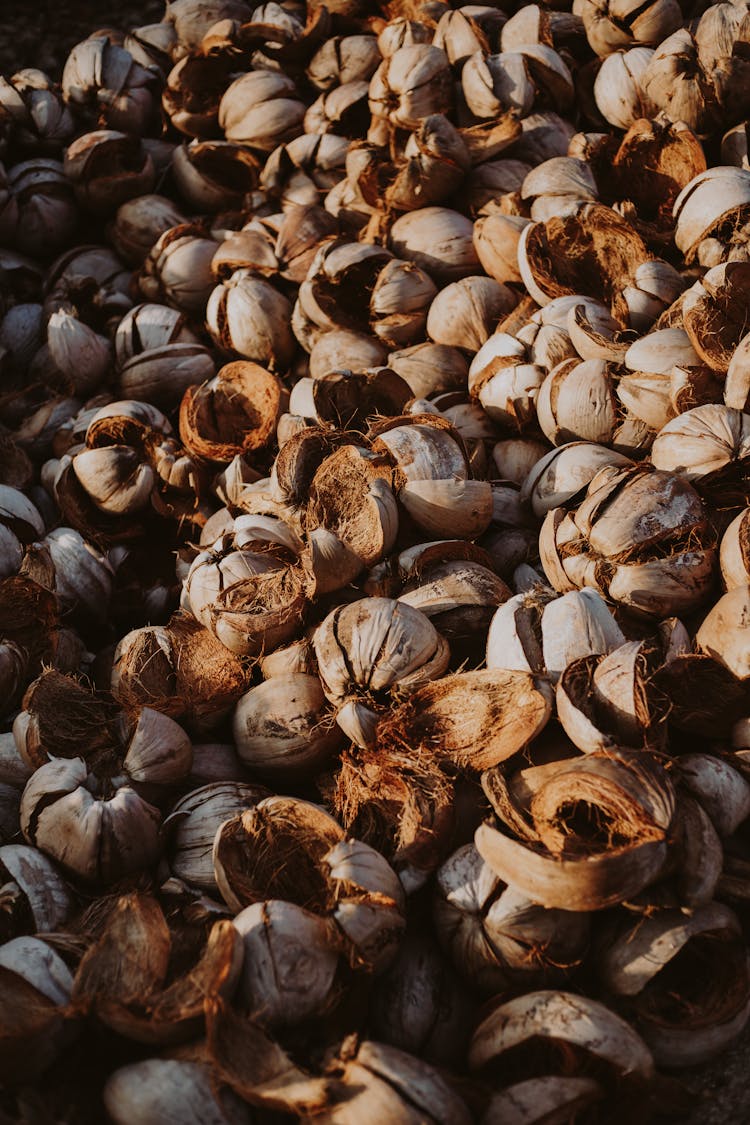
[53, 456, 152, 546]
[0, 844, 73, 940]
[0, 432, 33, 492]
[296, 368, 411, 431]
[72, 892, 242, 1045]
[365, 539, 495, 598]
[15, 669, 114, 769]
[720, 507, 750, 588]
[205, 999, 331, 1115]
[650, 404, 750, 513]
[612, 117, 706, 228]
[476, 751, 676, 911]
[650, 651, 750, 738]
[202, 5, 331, 68]
[540, 463, 715, 619]
[677, 753, 750, 838]
[481, 1076, 604, 1125]
[682, 263, 750, 374]
[669, 794, 722, 908]
[305, 443, 398, 571]
[397, 559, 511, 642]
[200, 563, 307, 656]
[329, 744, 455, 889]
[162, 54, 233, 139]
[433, 842, 589, 996]
[164, 781, 270, 893]
[112, 612, 253, 727]
[597, 903, 750, 1068]
[213, 797, 344, 914]
[518, 203, 650, 322]
[214, 797, 406, 971]
[468, 990, 654, 1092]
[368, 413, 492, 539]
[272, 426, 357, 508]
[0, 952, 74, 1084]
[232, 673, 342, 781]
[311, 1038, 472, 1125]
[377, 670, 554, 772]
[179, 361, 284, 463]
[695, 583, 750, 681]
[0, 575, 57, 680]
[555, 640, 670, 756]
[368, 412, 471, 482]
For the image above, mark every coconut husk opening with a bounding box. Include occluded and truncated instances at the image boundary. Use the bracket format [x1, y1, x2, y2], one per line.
[180, 362, 283, 463]
[473, 1030, 641, 1096]
[530, 754, 674, 858]
[206, 998, 331, 1114]
[311, 245, 392, 331]
[558, 647, 668, 753]
[186, 141, 261, 191]
[214, 802, 342, 913]
[310, 369, 411, 432]
[273, 426, 355, 507]
[684, 265, 750, 372]
[634, 930, 749, 1034]
[21, 669, 115, 767]
[0, 575, 57, 672]
[73, 892, 239, 1044]
[523, 205, 649, 321]
[652, 653, 750, 738]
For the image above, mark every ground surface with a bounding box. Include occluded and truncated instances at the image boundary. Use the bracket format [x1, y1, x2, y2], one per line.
[0, 0, 163, 78]
[2, 1, 750, 1121]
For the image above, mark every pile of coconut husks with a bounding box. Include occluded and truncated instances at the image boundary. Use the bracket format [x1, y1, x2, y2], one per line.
[1, 0, 750, 1120]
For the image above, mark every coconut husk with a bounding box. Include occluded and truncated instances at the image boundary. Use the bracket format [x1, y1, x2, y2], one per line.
[18, 669, 115, 768]
[0, 963, 70, 1084]
[329, 744, 455, 880]
[213, 799, 343, 914]
[72, 892, 242, 1045]
[112, 612, 253, 725]
[556, 642, 669, 755]
[0, 432, 33, 492]
[651, 652, 750, 738]
[273, 426, 356, 507]
[520, 203, 650, 322]
[306, 444, 398, 570]
[378, 670, 553, 772]
[477, 752, 676, 911]
[307, 368, 411, 431]
[179, 361, 284, 464]
[0, 575, 57, 675]
[54, 459, 151, 546]
[208, 564, 307, 656]
[612, 118, 706, 227]
[205, 999, 331, 1114]
[598, 904, 750, 1068]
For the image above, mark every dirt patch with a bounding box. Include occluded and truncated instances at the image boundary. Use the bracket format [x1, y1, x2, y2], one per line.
[0, 0, 163, 79]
